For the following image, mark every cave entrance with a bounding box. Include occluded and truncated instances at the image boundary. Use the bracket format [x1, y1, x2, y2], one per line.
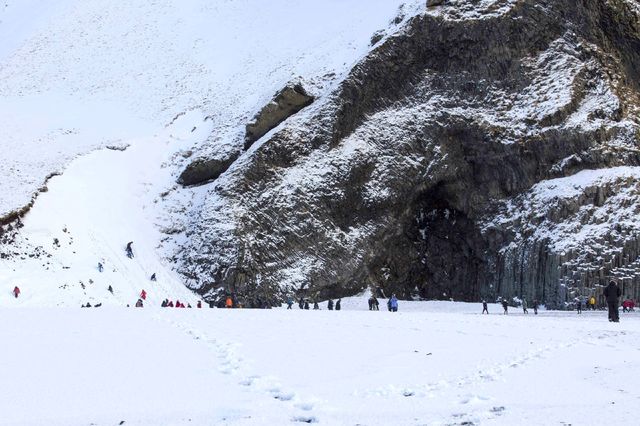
[408, 183, 490, 301]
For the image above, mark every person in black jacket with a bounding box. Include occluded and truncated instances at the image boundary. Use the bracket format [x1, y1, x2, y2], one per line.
[603, 280, 621, 322]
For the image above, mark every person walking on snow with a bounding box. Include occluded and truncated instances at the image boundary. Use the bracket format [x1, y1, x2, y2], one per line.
[13, 286, 20, 298]
[150, 273, 156, 281]
[98, 262, 103, 272]
[522, 299, 528, 314]
[225, 296, 233, 308]
[501, 299, 508, 314]
[327, 299, 334, 310]
[576, 298, 582, 314]
[135, 299, 143, 308]
[589, 296, 596, 310]
[389, 294, 398, 312]
[335, 299, 341, 311]
[603, 280, 621, 322]
[482, 300, 489, 314]
[313, 301, 320, 310]
[197, 300, 202, 308]
[140, 289, 147, 300]
[108, 285, 113, 294]
[533, 299, 539, 315]
[125, 241, 134, 258]
[286, 296, 293, 309]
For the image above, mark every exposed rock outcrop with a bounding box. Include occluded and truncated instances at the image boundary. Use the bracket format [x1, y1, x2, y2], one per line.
[177, 0, 640, 308]
[244, 83, 315, 149]
[178, 151, 240, 186]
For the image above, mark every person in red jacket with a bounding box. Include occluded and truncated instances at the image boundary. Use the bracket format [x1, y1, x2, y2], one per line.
[13, 286, 20, 298]
[175, 299, 181, 308]
[140, 289, 147, 300]
[197, 300, 202, 308]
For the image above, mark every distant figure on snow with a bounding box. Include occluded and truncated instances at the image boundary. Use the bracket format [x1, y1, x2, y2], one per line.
[576, 298, 582, 314]
[161, 299, 168, 307]
[588, 296, 596, 310]
[125, 241, 134, 258]
[482, 300, 488, 314]
[13, 286, 20, 298]
[140, 289, 147, 300]
[298, 298, 304, 309]
[108, 285, 113, 294]
[225, 296, 233, 308]
[97, 262, 103, 272]
[603, 280, 621, 322]
[313, 301, 319, 310]
[533, 299, 539, 315]
[135, 298, 143, 308]
[85, 302, 92, 308]
[304, 300, 310, 310]
[327, 299, 334, 310]
[368, 296, 380, 311]
[150, 273, 156, 281]
[501, 299, 508, 314]
[335, 299, 341, 311]
[286, 296, 293, 309]
[389, 294, 398, 312]
[197, 300, 202, 308]
[167, 300, 174, 307]
[522, 299, 528, 314]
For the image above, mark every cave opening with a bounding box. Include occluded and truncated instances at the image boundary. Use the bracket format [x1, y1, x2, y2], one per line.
[408, 183, 490, 301]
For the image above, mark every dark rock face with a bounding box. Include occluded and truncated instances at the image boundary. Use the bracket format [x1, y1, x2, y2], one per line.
[244, 83, 315, 149]
[177, 0, 640, 308]
[178, 152, 239, 186]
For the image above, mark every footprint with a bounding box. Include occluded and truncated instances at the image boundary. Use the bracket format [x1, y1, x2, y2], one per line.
[294, 402, 314, 412]
[460, 395, 489, 405]
[274, 391, 296, 401]
[292, 415, 318, 423]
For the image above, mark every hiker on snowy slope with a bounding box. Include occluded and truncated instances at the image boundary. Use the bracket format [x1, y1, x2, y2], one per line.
[126, 241, 134, 258]
[482, 300, 488, 314]
[501, 299, 508, 314]
[13, 286, 20, 298]
[603, 280, 621, 322]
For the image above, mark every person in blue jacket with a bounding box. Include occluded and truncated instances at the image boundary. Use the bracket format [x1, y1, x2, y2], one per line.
[389, 294, 398, 312]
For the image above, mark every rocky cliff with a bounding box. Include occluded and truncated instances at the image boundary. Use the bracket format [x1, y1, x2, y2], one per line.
[177, 0, 640, 308]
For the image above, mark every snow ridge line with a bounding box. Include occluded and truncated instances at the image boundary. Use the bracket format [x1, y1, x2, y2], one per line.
[154, 315, 321, 424]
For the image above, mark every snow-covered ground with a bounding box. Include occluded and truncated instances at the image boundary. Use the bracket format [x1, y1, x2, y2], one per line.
[1, 298, 638, 425]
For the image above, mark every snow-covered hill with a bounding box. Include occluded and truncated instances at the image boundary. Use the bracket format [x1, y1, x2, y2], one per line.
[0, 0, 420, 306]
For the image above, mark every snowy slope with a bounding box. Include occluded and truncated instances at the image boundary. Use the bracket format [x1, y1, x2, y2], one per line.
[0, 0, 420, 219]
[1, 300, 638, 425]
[0, 0, 422, 306]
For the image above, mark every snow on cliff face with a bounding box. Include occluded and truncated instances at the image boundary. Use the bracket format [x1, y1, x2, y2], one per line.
[176, 0, 640, 306]
[0, 0, 421, 306]
[0, 0, 419, 219]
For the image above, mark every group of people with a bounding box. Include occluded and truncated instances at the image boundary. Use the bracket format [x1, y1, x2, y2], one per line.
[482, 299, 540, 315]
[286, 297, 343, 310]
[159, 299, 202, 308]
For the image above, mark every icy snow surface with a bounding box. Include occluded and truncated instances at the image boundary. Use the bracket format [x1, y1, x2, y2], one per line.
[0, 297, 638, 425]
